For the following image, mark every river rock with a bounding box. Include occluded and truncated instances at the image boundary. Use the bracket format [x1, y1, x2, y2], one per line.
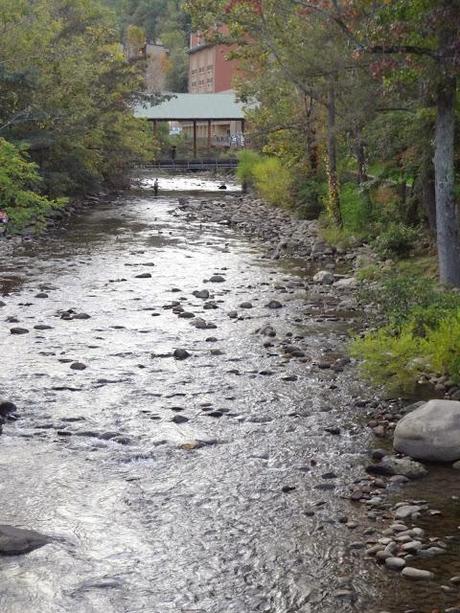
[333, 277, 358, 289]
[0, 400, 18, 418]
[394, 399, 460, 462]
[0, 525, 50, 556]
[10, 327, 29, 335]
[394, 505, 422, 520]
[135, 272, 152, 279]
[385, 557, 406, 570]
[401, 567, 434, 581]
[173, 348, 190, 360]
[365, 456, 427, 479]
[209, 275, 225, 283]
[192, 289, 210, 299]
[313, 270, 334, 284]
[265, 300, 282, 309]
[70, 362, 87, 370]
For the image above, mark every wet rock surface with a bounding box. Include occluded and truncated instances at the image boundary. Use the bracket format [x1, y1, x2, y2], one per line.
[0, 525, 50, 556]
[0, 179, 459, 612]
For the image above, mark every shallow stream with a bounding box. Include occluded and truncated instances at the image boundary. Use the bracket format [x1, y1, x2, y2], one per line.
[0, 176, 459, 613]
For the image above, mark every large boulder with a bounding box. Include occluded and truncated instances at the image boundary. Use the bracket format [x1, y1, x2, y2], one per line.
[394, 399, 460, 462]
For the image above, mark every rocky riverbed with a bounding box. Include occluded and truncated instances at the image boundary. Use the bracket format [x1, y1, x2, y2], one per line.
[0, 176, 459, 613]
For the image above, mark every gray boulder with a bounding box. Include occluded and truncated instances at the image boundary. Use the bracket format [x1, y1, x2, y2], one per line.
[394, 399, 460, 462]
[0, 525, 50, 556]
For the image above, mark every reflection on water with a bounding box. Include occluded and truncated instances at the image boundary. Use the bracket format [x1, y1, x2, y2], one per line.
[139, 174, 241, 192]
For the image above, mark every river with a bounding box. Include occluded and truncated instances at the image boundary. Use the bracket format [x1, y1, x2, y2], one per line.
[0, 175, 459, 613]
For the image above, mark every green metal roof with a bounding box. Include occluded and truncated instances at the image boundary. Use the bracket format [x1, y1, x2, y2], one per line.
[134, 93, 246, 121]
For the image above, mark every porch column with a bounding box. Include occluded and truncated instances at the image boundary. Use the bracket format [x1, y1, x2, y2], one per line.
[193, 120, 197, 159]
[207, 120, 212, 153]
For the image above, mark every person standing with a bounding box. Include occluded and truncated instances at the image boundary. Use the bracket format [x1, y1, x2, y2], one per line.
[153, 179, 159, 197]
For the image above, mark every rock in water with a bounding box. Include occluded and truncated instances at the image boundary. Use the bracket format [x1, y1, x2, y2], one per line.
[0, 400, 18, 418]
[265, 300, 283, 309]
[10, 327, 29, 335]
[401, 567, 434, 581]
[173, 348, 190, 360]
[0, 525, 50, 556]
[394, 399, 460, 462]
[365, 455, 427, 479]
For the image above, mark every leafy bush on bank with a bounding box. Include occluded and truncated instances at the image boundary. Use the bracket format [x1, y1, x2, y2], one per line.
[351, 274, 460, 393]
[237, 151, 293, 207]
[0, 139, 66, 233]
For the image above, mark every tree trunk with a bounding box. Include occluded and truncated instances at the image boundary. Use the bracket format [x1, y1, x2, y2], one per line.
[434, 75, 460, 286]
[304, 95, 318, 172]
[414, 156, 436, 233]
[354, 128, 367, 184]
[326, 81, 342, 226]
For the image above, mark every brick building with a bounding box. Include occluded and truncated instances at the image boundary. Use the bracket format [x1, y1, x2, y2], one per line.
[188, 31, 239, 94]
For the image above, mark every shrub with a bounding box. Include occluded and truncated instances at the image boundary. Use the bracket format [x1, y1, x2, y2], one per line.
[0, 138, 66, 232]
[373, 222, 419, 259]
[427, 312, 460, 383]
[352, 272, 460, 392]
[294, 177, 325, 219]
[359, 274, 460, 330]
[236, 149, 263, 185]
[252, 156, 293, 207]
[339, 181, 373, 234]
[351, 308, 460, 392]
[350, 325, 427, 393]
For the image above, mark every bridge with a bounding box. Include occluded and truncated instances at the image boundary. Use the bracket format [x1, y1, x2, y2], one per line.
[134, 93, 247, 159]
[141, 158, 239, 172]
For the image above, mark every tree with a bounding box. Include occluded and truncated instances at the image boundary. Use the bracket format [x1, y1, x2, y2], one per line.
[0, 0, 155, 198]
[187, 0, 460, 286]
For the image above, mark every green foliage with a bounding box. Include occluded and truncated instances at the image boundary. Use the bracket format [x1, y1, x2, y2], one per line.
[293, 177, 325, 220]
[352, 273, 460, 392]
[252, 157, 293, 207]
[428, 313, 460, 381]
[0, 138, 65, 232]
[360, 274, 460, 329]
[351, 308, 460, 393]
[236, 150, 263, 184]
[0, 0, 156, 220]
[373, 222, 419, 259]
[351, 325, 427, 394]
[337, 182, 372, 234]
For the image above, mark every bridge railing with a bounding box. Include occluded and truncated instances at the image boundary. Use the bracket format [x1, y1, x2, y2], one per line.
[138, 158, 239, 171]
